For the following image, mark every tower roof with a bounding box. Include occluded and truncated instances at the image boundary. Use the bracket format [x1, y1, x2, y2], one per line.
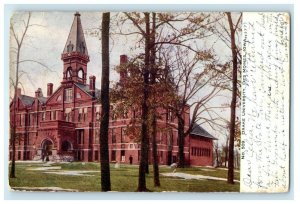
[63, 12, 88, 55]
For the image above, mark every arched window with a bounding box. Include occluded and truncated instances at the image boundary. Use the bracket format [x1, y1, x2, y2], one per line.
[66, 67, 72, 80]
[78, 68, 84, 79]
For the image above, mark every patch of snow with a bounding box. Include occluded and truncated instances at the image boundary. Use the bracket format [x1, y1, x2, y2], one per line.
[161, 172, 240, 183]
[10, 161, 43, 163]
[11, 186, 78, 192]
[201, 169, 216, 172]
[28, 166, 62, 171]
[43, 170, 99, 176]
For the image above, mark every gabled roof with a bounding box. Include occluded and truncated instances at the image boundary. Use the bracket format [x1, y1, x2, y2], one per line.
[63, 12, 88, 55]
[75, 82, 101, 99]
[19, 95, 35, 106]
[190, 123, 217, 140]
[38, 97, 47, 104]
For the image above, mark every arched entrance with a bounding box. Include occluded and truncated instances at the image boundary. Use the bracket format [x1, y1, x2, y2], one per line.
[41, 139, 53, 160]
[61, 140, 74, 162]
[61, 140, 73, 152]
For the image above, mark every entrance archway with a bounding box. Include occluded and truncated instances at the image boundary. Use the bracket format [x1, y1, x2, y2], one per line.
[41, 139, 53, 160]
[61, 140, 73, 152]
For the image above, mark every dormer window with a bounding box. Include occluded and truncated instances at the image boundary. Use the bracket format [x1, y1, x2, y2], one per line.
[67, 41, 74, 52]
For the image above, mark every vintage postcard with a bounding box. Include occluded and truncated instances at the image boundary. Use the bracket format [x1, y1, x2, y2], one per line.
[7, 11, 289, 193]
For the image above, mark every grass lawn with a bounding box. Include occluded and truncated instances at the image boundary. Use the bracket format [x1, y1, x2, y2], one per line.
[9, 162, 240, 192]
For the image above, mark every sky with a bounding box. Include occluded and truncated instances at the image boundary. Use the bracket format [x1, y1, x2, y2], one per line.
[9, 11, 240, 146]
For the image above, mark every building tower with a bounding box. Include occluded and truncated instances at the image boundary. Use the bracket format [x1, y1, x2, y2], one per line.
[61, 12, 89, 84]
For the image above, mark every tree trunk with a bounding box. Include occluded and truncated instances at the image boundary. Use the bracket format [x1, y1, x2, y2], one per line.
[224, 148, 228, 167]
[145, 149, 149, 174]
[137, 12, 150, 192]
[151, 113, 160, 186]
[10, 47, 20, 179]
[215, 146, 219, 167]
[149, 12, 160, 187]
[226, 12, 238, 184]
[100, 12, 111, 191]
[10, 124, 16, 178]
[177, 115, 185, 168]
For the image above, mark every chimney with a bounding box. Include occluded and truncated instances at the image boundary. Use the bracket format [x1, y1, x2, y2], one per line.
[17, 88, 22, 97]
[47, 83, 53, 97]
[35, 88, 42, 98]
[120, 54, 128, 64]
[119, 55, 128, 84]
[89, 76, 96, 96]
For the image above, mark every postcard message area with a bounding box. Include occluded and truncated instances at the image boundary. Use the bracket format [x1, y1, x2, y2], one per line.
[240, 12, 290, 193]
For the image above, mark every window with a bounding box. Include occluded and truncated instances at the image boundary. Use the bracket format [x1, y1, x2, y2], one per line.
[123, 110, 128, 119]
[83, 108, 88, 121]
[51, 111, 56, 120]
[121, 150, 125, 162]
[129, 144, 134, 149]
[77, 130, 84, 144]
[95, 151, 99, 161]
[65, 108, 72, 122]
[19, 114, 23, 126]
[65, 88, 73, 102]
[66, 68, 72, 80]
[96, 112, 100, 121]
[76, 93, 81, 99]
[41, 112, 45, 121]
[94, 129, 99, 144]
[166, 109, 173, 121]
[158, 132, 163, 144]
[111, 150, 116, 161]
[112, 129, 116, 143]
[167, 109, 174, 122]
[78, 108, 82, 122]
[78, 69, 84, 79]
[167, 131, 173, 146]
[95, 106, 100, 121]
[121, 127, 126, 143]
[28, 114, 31, 126]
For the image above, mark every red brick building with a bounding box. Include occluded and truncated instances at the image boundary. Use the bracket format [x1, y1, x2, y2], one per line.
[9, 12, 216, 166]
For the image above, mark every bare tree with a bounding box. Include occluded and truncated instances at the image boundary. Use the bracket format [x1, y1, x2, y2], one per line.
[9, 12, 58, 179]
[9, 12, 32, 178]
[225, 12, 241, 184]
[159, 46, 228, 168]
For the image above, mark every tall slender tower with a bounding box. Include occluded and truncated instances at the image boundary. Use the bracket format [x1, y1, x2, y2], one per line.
[61, 12, 89, 84]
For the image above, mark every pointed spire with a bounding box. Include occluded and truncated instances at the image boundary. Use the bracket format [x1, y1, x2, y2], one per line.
[63, 12, 88, 55]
